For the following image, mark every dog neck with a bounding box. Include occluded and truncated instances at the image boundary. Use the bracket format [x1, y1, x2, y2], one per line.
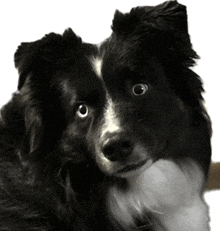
[107, 159, 210, 231]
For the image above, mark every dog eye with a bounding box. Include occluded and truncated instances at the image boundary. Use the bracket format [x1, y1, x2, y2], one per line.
[132, 84, 148, 96]
[77, 104, 89, 118]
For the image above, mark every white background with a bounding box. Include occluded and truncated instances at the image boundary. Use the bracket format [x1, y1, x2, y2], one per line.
[0, 0, 219, 230]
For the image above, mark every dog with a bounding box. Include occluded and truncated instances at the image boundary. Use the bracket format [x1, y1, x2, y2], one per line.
[0, 1, 212, 230]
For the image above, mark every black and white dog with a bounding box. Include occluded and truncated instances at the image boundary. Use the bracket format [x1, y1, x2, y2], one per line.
[0, 1, 211, 230]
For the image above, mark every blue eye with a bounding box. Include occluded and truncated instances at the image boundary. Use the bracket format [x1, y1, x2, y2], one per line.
[132, 84, 148, 96]
[77, 104, 89, 118]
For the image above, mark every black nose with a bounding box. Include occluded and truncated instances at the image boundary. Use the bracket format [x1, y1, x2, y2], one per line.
[102, 134, 133, 161]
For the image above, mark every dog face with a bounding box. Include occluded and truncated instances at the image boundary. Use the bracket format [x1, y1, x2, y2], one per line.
[9, 1, 211, 230]
[15, 1, 210, 178]
[13, 2, 211, 180]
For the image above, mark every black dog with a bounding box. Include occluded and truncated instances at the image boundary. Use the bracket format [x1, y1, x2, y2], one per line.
[0, 1, 211, 230]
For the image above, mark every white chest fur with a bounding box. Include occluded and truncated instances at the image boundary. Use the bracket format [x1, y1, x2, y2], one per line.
[107, 159, 210, 231]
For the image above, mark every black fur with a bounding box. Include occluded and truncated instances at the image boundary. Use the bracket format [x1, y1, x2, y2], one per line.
[0, 1, 211, 230]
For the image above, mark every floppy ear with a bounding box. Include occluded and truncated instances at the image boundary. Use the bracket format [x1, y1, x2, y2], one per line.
[14, 29, 82, 157]
[112, 1, 203, 108]
[15, 28, 81, 90]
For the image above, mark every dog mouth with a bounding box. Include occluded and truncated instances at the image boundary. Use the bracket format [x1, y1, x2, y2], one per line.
[114, 158, 153, 178]
[117, 159, 148, 174]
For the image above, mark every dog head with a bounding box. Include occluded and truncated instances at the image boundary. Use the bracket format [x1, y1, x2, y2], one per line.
[12, 1, 211, 183]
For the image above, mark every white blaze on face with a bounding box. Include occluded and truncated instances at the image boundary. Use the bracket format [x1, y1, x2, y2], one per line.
[94, 94, 123, 174]
[101, 96, 121, 138]
[89, 55, 122, 137]
[90, 56, 103, 79]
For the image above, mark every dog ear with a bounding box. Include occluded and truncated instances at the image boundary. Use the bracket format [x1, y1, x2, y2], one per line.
[112, 1, 203, 108]
[112, 1, 188, 36]
[14, 29, 81, 158]
[14, 28, 82, 90]
[111, 0, 194, 65]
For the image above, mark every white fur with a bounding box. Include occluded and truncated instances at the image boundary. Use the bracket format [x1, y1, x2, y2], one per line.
[101, 96, 121, 138]
[107, 159, 210, 230]
[90, 56, 103, 78]
[95, 96, 122, 174]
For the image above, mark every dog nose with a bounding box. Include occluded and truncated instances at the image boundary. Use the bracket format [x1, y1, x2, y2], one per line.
[102, 134, 133, 161]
